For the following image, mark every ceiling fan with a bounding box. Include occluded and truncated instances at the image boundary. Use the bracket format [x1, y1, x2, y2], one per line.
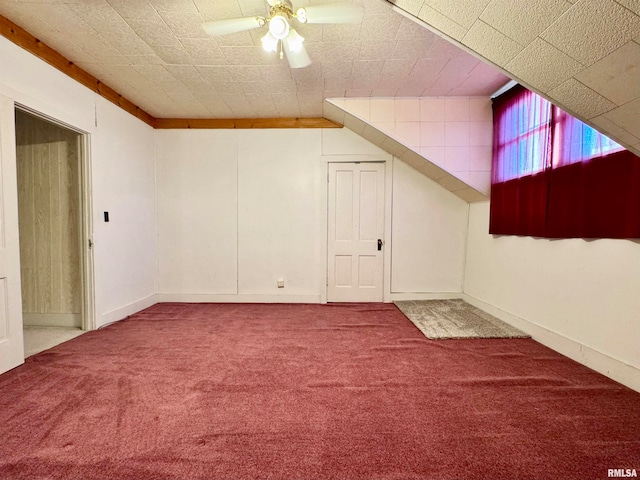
[202, 0, 364, 68]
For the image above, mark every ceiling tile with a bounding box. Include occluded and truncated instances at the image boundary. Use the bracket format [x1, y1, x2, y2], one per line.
[540, 0, 640, 66]
[268, 81, 298, 94]
[152, 44, 195, 64]
[220, 46, 275, 65]
[106, 0, 162, 21]
[359, 13, 403, 43]
[0, 0, 511, 121]
[147, 0, 198, 13]
[590, 113, 640, 146]
[469, 97, 491, 120]
[615, 0, 640, 15]
[506, 38, 583, 91]
[479, 0, 572, 46]
[422, 0, 492, 30]
[575, 41, 640, 106]
[157, 10, 209, 39]
[322, 23, 362, 42]
[601, 98, 640, 137]
[352, 60, 385, 77]
[549, 78, 616, 119]
[448, 62, 508, 96]
[461, 20, 523, 65]
[444, 97, 469, 121]
[240, 81, 271, 95]
[272, 93, 302, 116]
[390, 0, 424, 16]
[180, 38, 226, 65]
[416, 4, 467, 41]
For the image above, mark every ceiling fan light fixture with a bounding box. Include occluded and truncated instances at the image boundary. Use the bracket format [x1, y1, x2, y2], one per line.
[261, 31, 279, 52]
[268, 14, 290, 40]
[285, 29, 304, 52]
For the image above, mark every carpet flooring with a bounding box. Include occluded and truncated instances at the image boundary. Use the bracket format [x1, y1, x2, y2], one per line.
[0, 303, 638, 480]
[395, 299, 530, 339]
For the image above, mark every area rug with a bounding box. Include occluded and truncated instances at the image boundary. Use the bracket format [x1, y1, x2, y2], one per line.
[394, 299, 529, 339]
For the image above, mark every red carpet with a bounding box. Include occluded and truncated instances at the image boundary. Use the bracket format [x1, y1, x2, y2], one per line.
[0, 303, 638, 479]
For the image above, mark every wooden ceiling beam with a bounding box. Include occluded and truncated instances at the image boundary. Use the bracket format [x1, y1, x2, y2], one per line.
[0, 14, 155, 127]
[153, 117, 342, 129]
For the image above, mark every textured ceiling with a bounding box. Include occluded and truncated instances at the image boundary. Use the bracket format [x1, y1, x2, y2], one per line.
[389, 0, 640, 157]
[2, 0, 638, 157]
[0, 0, 508, 119]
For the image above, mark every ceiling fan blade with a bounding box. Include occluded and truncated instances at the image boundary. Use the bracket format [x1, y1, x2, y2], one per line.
[283, 33, 311, 69]
[296, 3, 364, 24]
[202, 16, 266, 36]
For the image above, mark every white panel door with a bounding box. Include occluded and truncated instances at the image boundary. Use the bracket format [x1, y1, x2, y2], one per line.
[327, 162, 385, 302]
[0, 96, 25, 374]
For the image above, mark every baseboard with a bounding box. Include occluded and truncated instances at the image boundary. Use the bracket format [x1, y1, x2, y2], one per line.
[462, 293, 640, 393]
[98, 293, 159, 328]
[390, 292, 462, 301]
[22, 313, 81, 328]
[157, 293, 322, 304]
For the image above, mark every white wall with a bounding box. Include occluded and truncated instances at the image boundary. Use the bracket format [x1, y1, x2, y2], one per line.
[155, 130, 238, 296]
[0, 36, 158, 328]
[156, 127, 468, 302]
[464, 202, 640, 390]
[237, 129, 323, 297]
[156, 128, 325, 302]
[391, 159, 468, 296]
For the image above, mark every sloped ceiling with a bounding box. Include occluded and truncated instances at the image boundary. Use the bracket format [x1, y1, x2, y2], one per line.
[388, 0, 640, 156]
[0, 0, 638, 157]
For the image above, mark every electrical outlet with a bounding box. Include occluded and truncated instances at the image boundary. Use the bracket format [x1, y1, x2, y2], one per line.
[277, 279, 285, 288]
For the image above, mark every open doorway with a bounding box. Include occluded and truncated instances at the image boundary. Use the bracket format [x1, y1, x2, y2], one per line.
[14, 108, 94, 357]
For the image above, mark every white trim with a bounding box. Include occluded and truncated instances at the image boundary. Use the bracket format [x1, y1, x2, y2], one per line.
[13, 106, 96, 333]
[491, 80, 518, 99]
[382, 158, 393, 302]
[462, 293, 640, 393]
[79, 131, 96, 331]
[390, 292, 462, 301]
[320, 154, 392, 163]
[157, 293, 321, 304]
[98, 293, 158, 327]
[22, 313, 82, 328]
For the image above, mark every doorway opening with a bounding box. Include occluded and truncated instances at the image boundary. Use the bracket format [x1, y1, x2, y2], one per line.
[14, 107, 94, 357]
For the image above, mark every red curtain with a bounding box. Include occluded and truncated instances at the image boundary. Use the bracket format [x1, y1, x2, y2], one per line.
[490, 87, 640, 239]
[489, 85, 551, 236]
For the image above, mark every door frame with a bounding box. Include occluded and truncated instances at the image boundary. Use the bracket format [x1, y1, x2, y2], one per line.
[320, 155, 393, 303]
[15, 104, 95, 332]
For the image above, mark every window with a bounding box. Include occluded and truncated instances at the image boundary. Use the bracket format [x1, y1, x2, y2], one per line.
[490, 85, 640, 239]
[553, 107, 624, 167]
[493, 88, 551, 182]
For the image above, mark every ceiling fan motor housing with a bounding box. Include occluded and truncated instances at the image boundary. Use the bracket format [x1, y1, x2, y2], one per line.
[269, 0, 295, 21]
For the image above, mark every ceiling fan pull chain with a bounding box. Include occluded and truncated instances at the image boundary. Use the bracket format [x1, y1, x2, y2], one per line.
[279, 41, 284, 60]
